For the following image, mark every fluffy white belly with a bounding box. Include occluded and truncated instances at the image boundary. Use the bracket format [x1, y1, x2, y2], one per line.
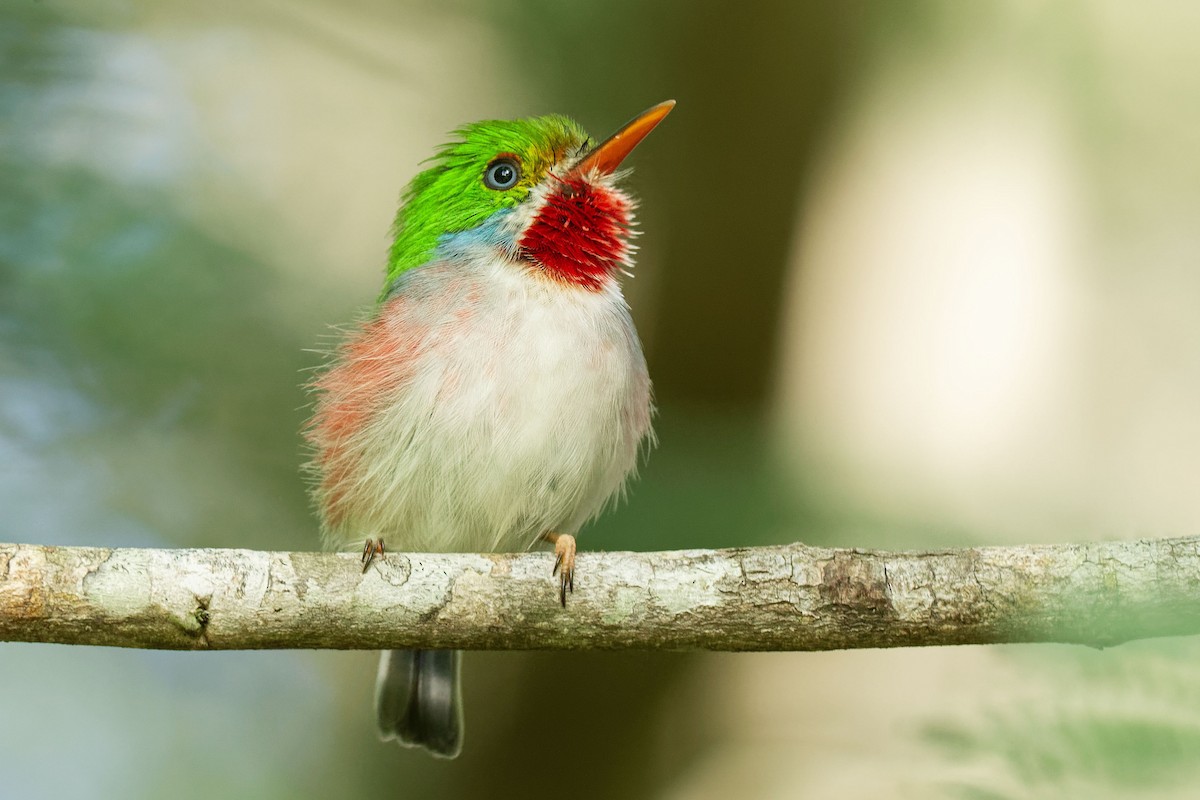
[314, 258, 652, 553]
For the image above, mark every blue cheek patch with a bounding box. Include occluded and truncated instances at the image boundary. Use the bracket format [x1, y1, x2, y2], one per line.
[381, 209, 518, 300]
[434, 209, 517, 262]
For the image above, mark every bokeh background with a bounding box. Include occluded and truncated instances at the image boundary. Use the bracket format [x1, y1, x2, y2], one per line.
[4, 1, 1200, 797]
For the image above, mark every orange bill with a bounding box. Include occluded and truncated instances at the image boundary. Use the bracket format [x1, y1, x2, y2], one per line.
[573, 99, 676, 176]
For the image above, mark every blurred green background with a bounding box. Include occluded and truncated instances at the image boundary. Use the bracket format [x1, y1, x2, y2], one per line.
[4, 1, 1200, 797]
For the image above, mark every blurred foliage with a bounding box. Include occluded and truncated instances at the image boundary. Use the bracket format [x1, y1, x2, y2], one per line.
[924, 639, 1200, 799]
[0, 1, 313, 551]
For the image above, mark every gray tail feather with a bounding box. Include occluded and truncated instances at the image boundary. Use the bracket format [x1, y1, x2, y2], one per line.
[374, 649, 463, 758]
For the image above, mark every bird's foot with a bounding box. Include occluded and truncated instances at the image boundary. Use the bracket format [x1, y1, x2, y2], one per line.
[542, 532, 576, 607]
[361, 538, 385, 573]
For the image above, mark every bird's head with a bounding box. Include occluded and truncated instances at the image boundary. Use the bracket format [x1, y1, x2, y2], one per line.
[384, 100, 674, 295]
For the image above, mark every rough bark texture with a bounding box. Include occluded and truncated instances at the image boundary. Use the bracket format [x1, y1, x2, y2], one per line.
[1, 538, 1198, 651]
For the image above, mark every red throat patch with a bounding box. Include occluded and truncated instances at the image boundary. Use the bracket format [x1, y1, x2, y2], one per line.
[518, 176, 631, 291]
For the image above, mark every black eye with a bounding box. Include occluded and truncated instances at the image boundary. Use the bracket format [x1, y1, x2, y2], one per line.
[484, 158, 521, 190]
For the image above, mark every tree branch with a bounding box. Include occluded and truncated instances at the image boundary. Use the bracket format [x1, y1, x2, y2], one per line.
[2, 537, 1198, 651]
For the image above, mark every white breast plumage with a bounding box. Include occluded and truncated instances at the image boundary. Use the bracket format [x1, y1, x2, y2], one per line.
[312, 254, 652, 554]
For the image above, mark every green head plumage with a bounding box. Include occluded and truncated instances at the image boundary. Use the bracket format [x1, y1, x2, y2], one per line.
[383, 114, 591, 296]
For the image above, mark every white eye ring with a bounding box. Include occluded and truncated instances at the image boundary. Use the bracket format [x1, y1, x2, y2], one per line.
[483, 158, 521, 190]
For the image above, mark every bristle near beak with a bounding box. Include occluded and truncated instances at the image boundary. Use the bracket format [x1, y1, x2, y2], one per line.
[572, 100, 675, 176]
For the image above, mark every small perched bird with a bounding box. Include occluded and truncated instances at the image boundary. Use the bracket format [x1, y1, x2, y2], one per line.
[304, 101, 673, 758]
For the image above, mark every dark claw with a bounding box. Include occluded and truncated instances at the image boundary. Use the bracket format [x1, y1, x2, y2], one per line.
[361, 538, 384, 573]
[558, 564, 574, 607]
[546, 532, 576, 608]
